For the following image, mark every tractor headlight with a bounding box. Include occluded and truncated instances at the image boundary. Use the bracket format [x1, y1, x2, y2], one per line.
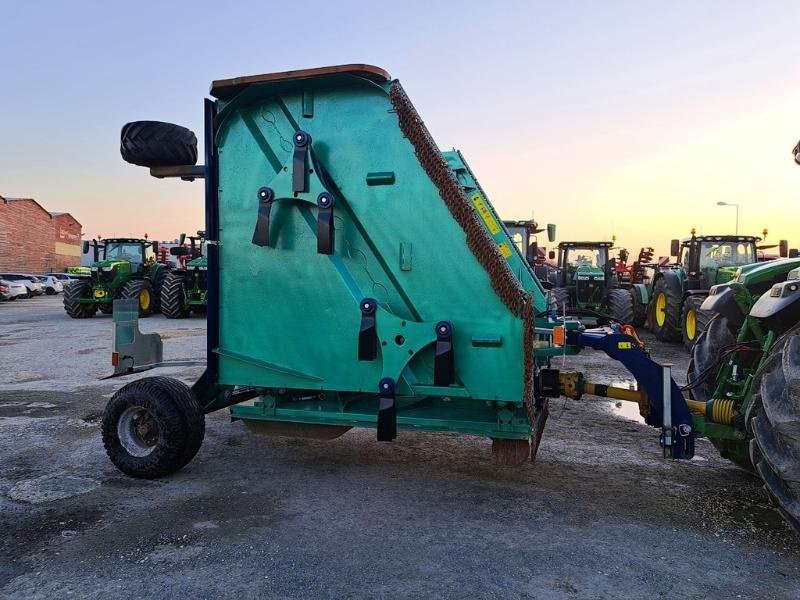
[91, 266, 99, 272]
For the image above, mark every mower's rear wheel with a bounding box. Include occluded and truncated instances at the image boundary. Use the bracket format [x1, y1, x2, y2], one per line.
[681, 295, 712, 351]
[102, 377, 205, 478]
[120, 121, 197, 168]
[63, 279, 97, 318]
[548, 287, 570, 314]
[607, 288, 634, 324]
[650, 278, 682, 342]
[160, 273, 189, 319]
[749, 324, 800, 534]
[121, 279, 154, 317]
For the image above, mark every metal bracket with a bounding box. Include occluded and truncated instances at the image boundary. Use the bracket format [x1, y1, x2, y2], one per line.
[377, 377, 397, 441]
[292, 130, 310, 192]
[433, 320, 455, 386]
[149, 165, 206, 181]
[251, 187, 274, 247]
[358, 297, 378, 361]
[316, 192, 335, 255]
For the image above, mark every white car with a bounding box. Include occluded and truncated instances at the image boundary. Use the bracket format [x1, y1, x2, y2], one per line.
[0, 274, 41, 298]
[37, 275, 64, 295]
[0, 279, 28, 300]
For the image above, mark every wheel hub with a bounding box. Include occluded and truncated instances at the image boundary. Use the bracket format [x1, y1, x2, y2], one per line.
[655, 292, 667, 327]
[118, 406, 159, 457]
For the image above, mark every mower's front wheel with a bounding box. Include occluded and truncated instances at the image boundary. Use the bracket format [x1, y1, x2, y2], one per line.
[63, 279, 97, 318]
[121, 279, 154, 317]
[607, 288, 634, 324]
[102, 377, 205, 478]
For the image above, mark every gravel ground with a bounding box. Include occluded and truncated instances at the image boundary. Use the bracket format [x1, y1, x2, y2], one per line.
[1, 296, 799, 599]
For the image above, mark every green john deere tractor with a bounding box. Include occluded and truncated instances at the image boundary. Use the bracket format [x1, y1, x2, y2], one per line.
[160, 232, 208, 318]
[651, 232, 788, 349]
[547, 241, 636, 324]
[63, 238, 167, 318]
[686, 258, 800, 531]
[500, 219, 557, 286]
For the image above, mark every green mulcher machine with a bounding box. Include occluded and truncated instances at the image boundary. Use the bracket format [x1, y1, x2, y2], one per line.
[101, 64, 800, 533]
[161, 232, 208, 318]
[64, 237, 167, 318]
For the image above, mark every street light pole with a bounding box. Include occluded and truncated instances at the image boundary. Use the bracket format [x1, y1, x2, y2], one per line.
[716, 201, 739, 234]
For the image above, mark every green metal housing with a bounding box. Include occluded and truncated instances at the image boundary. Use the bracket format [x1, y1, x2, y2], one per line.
[197, 67, 562, 440]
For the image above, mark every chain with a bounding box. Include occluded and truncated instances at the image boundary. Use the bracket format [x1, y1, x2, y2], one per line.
[389, 82, 537, 437]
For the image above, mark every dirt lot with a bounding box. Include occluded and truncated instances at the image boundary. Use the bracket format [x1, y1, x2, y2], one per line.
[1, 296, 798, 599]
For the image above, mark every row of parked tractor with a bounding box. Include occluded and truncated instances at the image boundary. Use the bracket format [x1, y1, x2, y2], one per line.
[61, 233, 208, 319]
[506, 220, 796, 351]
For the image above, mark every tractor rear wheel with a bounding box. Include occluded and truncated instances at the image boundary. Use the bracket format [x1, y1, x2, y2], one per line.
[650, 278, 682, 342]
[120, 121, 197, 168]
[548, 287, 570, 314]
[121, 279, 154, 318]
[749, 324, 800, 534]
[606, 288, 634, 324]
[102, 377, 205, 478]
[63, 279, 97, 318]
[160, 273, 189, 319]
[631, 289, 647, 327]
[681, 295, 712, 350]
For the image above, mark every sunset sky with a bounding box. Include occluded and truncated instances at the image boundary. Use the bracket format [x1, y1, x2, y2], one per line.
[2, 1, 799, 255]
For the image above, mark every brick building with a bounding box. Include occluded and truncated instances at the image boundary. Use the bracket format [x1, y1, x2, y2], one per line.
[0, 196, 82, 273]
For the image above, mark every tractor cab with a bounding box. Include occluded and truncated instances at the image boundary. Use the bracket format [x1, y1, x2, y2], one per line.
[503, 220, 556, 286]
[672, 235, 761, 288]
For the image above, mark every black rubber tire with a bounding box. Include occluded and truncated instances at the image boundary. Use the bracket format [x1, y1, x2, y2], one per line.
[120, 121, 197, 168]
[151, 266, 168, 314]
[63, 279, 97, 318]
[548, 287, 570, 313]
[160, 272, 189, 319]
[98, 304, 113, 315]
[650, 278, 682, 342]
[121, 279, 154, 318]
[749, 324, 800, 534]
[688, 314, 736, 402]
[606, 288, 634, 324]
[102, 377, 205, 479]
[631, 289, 647, 327]
[681, 295, 712, 351]
[45, 287, 56, 296]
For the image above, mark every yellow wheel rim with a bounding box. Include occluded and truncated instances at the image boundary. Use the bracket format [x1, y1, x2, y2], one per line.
[139, 288, 151, 310]
[685, 308, 696, 340]
[655, 292, 667, 327]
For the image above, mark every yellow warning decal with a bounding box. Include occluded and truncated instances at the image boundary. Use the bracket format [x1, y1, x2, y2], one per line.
[470, 193, 501, 235]
[617, 342, 632, 349]
[497, 242, 513, 259]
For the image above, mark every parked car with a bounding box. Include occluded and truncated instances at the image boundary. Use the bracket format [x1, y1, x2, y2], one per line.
[49, 273, 75, 285]
[37, 275, 64, 295]
[0, 278, 28, 301]
[22, 275, 44, 296]
[0, 274, 42, 298]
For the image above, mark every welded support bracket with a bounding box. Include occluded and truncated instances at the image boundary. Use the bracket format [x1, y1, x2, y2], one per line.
[434, 320, 455, 386]
[377, 377, 397, 441]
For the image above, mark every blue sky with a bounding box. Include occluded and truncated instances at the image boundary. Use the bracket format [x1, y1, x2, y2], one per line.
[2, 1, 799, 253]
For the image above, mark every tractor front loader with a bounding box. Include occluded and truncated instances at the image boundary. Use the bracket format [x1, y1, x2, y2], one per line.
[63, 237, 167, 318]
[161, 232, 208, 318]
[99, 64, 800, 533]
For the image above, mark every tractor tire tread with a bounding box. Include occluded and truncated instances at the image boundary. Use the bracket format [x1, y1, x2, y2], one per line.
[120, 121, 197, 168]
[651, 278, 682, 342]
[160, 272, 190, 319]
[63, 279, 96, 318]
[607, 288, 634, 324]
